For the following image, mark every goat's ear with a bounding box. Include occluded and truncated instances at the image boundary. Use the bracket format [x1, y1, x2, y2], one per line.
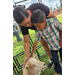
[35, 53, 37, 58]
[32, 53, 37, 58]
[34, 53, 39, 60]
[32, 53, 36, 58]
[35, 53, 37, 56]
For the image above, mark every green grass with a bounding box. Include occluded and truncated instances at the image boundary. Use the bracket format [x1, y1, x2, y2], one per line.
[13, 14, 62, 75]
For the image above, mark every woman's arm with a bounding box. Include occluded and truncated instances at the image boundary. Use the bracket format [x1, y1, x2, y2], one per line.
[47, 10, 57, 19]
[23, 34, 30, 69]
[23, 34, 30, 57]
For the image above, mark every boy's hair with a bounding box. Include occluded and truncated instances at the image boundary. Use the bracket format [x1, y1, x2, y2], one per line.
[31, 9, 46, 23]
[13, 6, 29, 23]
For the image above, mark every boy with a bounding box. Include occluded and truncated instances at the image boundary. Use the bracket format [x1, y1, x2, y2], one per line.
[30, 9, 62, 75]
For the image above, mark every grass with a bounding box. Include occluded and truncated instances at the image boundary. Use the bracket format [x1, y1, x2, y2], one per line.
[13, 14, 62, 75]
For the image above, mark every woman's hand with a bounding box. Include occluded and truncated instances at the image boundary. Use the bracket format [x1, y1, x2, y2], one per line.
[23, 53, 34, 69]
[23, 56, 30, 69]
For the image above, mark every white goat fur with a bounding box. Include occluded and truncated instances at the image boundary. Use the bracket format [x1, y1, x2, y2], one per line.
[23, 54, 47, 75]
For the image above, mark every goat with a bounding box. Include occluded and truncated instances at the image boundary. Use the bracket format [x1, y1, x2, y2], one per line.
[23, 54, 47, 75]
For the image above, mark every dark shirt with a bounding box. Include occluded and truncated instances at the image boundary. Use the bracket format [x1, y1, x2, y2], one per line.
[20, 3, 50, 35]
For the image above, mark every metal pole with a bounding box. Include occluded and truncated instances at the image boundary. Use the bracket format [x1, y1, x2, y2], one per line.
[13, 22, 22, 42]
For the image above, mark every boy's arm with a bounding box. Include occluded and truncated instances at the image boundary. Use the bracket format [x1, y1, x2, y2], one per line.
[30, 30, 41, 57]
[30, 41, 38, 56]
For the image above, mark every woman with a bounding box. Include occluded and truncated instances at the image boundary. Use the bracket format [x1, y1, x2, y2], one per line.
[13, 3, 58, 69]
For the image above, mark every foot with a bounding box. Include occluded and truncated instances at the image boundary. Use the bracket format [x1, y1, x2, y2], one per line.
[47, 61, 54, 69]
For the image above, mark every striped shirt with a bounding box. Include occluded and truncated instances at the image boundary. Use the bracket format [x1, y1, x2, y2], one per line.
[35, 18, 62, 50]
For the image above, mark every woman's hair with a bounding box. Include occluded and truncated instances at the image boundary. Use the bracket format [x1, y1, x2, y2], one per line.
[31, 9, 46, 23]
[13, 6, 29, 23]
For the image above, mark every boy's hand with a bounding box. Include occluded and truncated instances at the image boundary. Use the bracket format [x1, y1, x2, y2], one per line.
[29, 52, 33, 57]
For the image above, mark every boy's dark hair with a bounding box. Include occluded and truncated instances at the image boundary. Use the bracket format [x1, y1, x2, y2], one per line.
[31, 9, 46, 23]
[13, 6, 29, 23]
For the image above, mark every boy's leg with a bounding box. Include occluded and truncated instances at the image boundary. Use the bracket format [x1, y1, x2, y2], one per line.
[59, 47, 62, 62]
[51, 50, 62, 74]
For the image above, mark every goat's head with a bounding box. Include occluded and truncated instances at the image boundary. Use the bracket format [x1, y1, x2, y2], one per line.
[25, 54, 47, 74]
